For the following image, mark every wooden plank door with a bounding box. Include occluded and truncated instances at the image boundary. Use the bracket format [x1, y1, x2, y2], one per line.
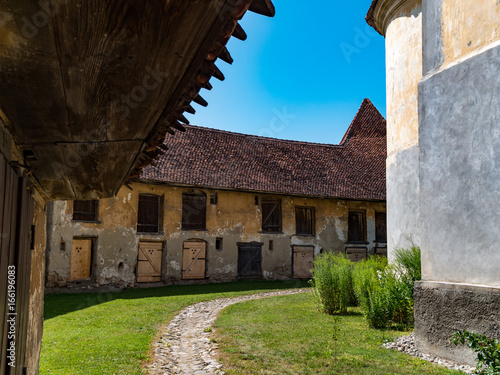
[345, 247, 368, 262]
[70, 239, 93, 280]
[293, 246, 314, 279]
[0, 156, 34, 375]
[238, 243, 262, 278]
[182, 241, 206, 279]
[137, 242, 163, 282]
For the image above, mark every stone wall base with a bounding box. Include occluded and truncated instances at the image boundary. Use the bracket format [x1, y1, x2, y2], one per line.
[414, 281, 500, 366]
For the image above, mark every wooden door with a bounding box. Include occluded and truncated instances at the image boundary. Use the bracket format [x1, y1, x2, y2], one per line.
[137, 242, 163, 282]
[238, 243, 262, 278]
[70, 239, 92, 280]
[345, 247, 368, 262]
[0, 154, 34, 374]
[293, 246, 314, 279]
[182, 241, 206, 279]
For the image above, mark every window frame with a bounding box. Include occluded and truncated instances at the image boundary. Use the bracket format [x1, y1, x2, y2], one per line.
[137, 194, 162, 234]
[72, 200, 99, 222]
[261, 198, 282, 233]
[295, 206, 315, 236]
[182, 192, 207, 231]
[375, 211, 387, 243]
[347, 210, 367, 243]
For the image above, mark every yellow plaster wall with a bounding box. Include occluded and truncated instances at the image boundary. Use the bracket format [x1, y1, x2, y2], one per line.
[46, 182, 386, 286]
[385, 2, 422, 156]
[441, 0, 500, 66]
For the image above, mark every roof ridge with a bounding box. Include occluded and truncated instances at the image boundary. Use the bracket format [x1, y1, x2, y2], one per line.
[340, 98, 385, 145]
[178, 124, 345, 148]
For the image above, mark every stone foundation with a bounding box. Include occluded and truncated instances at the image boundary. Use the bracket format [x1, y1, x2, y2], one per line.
[414, 281, 500, 366]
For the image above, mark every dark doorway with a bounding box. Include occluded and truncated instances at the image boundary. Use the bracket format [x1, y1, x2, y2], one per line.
[238, 242, 263, 278]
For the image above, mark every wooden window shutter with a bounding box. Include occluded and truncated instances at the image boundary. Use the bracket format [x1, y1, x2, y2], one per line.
[137, 195, 161, 233]
[73, 200, 98, 221]
[182, 194, 206, 230]
[375, 212, 387, 242]
[348, 211, 366, 242]
[296, 207, 315, 235]
[261, 198, 281, 232]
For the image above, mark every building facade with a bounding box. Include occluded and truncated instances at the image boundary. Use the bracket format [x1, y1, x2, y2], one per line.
[367, 0, 500, 365]
[46, 99, 388, 288]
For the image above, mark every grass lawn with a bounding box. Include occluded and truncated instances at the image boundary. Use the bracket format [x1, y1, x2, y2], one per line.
[40, 280, 307, 375]
[214, 292, 463, 375]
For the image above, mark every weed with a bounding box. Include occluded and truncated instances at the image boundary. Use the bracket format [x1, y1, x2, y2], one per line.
[310, 252, 355, 315]
[451, 331, 500, 374]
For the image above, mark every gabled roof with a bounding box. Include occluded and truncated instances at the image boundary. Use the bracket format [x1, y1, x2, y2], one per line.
[140, 99, 387, 201]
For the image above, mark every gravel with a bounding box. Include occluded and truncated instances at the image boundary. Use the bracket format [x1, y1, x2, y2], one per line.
[383, 333, 476, 374]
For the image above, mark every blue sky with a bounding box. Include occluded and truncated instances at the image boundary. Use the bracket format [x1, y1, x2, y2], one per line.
[186, 0, 386, 145]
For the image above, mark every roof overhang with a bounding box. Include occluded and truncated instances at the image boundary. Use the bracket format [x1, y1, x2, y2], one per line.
[366, 0, 418, 36]
[0, 0, 274, 200]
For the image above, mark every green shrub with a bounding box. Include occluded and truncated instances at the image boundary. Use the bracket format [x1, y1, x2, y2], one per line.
[451, 330, 500, 374]
[353, 249, 420, 329]
[382, 267, 414, 328]
[310, 252, 354, 315]
[393, 246, 422, 299]
[352, 256, 390, 328]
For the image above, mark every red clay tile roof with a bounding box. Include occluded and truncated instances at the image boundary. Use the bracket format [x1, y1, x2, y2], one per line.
[140, 99, 386, 201]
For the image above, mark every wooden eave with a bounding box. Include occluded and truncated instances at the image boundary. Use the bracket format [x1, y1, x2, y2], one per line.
[0, 0, 274, 200]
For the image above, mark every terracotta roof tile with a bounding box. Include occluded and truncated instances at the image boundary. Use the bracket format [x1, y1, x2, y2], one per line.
[140, 99, 386, 200]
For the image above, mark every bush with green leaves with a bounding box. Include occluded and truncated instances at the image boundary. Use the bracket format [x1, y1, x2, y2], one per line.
[310, 252, 355, 315]
[393, 246, 422, 299]
[451, 330, 500, 374]
[352, 248, 421, 329]
[352, 256, 390, 328]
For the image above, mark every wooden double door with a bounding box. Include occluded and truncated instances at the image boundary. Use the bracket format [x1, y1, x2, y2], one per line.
[238, 242, 262, 278]
[70, 239, 93, 280]
[137, 242, 163, 283]
[182, 241, 206, 280]
[292, 246, 314, 279]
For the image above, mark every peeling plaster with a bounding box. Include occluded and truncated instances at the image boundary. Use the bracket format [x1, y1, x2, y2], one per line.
[46, 182, 386, 287]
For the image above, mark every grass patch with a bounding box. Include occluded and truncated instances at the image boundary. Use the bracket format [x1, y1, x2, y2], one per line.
[215, 293, 462, 375]
[40, 280, 308, 375]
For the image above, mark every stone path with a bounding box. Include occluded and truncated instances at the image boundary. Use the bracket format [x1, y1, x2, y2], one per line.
[148, 289, 310, 375]
[148, 290, 476, 375]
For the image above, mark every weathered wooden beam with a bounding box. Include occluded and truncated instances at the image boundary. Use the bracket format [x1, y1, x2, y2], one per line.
[173, 122, 186, 132]
[249, 0, 275, 17]
[212, 65, 225, 81]
[178, 115, 190, 125]
[184, 105, 196, 114]
[218, 47, 234, 64]
[193, 94, 208, 107]
[202, 81, 213, 91]
[232, 23, 247, 41]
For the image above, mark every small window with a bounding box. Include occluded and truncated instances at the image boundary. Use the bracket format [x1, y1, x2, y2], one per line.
[30, 225, 36, 251]
[375, 212, 387, 242]
[210, 193, 218, 205]
[295, 207, 315, 235]
[137, 194, 161, 233]
[182, 193, 206, 230]
[73, 200, 98, 222]
[261, 198, 281, 232]
[269, 240, 274, 251]
[348, 211, 366, 243]
[216, 237, 223, 251]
